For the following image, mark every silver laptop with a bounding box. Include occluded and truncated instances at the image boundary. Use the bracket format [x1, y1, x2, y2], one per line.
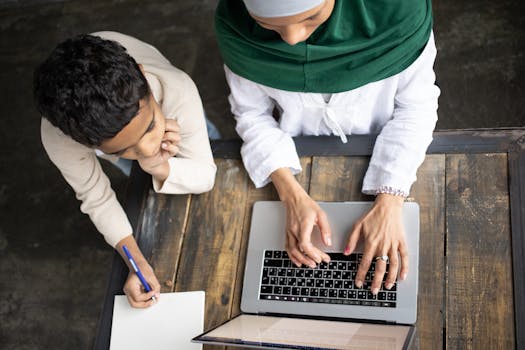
[194, 201, 419, 349]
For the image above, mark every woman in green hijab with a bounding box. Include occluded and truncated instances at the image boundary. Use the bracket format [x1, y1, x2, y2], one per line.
[215, 0, 439, 296]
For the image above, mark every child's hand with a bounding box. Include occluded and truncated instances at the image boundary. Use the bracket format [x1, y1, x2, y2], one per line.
[138, 119, 181, 180]
[159, 119, 181, 157]
[123, 261, 161, 308]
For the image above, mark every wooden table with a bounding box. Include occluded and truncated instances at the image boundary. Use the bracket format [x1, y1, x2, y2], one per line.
[95, 129, 525, 350]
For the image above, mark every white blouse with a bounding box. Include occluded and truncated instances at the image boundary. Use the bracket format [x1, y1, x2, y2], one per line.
[225, 33, 440, 196]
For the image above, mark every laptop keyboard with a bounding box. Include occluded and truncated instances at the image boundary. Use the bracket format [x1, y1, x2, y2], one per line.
[259, 250, 397, 308]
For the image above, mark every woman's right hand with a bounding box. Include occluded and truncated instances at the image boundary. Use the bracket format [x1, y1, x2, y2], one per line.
[271, 168, 332, 268]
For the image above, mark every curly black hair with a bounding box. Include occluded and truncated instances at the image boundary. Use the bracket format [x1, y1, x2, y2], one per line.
[33, 34, 150, 147]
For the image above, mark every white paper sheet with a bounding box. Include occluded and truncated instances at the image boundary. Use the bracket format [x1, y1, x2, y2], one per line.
[110, 291, 204, 350]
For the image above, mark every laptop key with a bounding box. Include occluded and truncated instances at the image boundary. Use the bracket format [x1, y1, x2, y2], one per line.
[260, 285, 272, 294]
[306, 278, 315, 287]
[329, 253, 346, 261]
[264, 259, 282, 267]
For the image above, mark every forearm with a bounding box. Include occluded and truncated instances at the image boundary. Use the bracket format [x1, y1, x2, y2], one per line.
[270, 167, 308, 203]
[374, 193, 404, 209]
[115, 234, 149, 270]
[145, 161, 170, 186]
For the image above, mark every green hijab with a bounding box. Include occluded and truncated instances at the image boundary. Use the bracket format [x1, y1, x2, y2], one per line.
[215, 0, 433, 93]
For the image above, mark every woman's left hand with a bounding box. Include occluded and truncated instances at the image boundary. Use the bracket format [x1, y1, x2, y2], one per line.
[344, 193, 408, 295]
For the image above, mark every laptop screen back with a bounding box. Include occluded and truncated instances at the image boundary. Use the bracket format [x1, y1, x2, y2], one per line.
[193, 314, 414, 350]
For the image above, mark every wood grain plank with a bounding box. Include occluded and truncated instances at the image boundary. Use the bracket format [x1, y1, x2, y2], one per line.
[309, 156, 373, 201]
[136, 191, 190, 292]
[230, 157, 312, 317]
[174, 158, 249, 346]
[446, 154, 515, 349]
[409, 155, 446, 350]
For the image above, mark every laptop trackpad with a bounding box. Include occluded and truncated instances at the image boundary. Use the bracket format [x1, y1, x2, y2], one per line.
[193, 314, 414, 350]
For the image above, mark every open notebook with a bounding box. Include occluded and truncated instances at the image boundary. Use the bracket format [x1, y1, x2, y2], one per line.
[110, 291, 205, 350]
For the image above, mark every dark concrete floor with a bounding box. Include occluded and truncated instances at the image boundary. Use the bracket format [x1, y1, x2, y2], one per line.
[0, 0, 523, 349]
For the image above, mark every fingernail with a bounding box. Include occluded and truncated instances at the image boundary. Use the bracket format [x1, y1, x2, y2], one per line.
[355, 280, 362, 288]
[386, 283, 393, 290]
[401, 272, 407, 280]
[372, 288, 379, 295]
[162, 142, 168, 148]
[344, 248, 350, 255]
[326, 237, 332, 246]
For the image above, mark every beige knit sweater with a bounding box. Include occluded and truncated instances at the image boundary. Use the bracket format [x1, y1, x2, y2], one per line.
[41, 31, 216, 247]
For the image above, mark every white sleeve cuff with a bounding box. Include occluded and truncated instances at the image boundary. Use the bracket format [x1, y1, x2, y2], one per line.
[152, 157, 217, 194]
[241, 136, 302, 188]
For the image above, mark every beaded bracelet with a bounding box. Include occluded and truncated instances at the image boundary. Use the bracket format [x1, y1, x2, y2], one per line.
[375, 186, 408, 198]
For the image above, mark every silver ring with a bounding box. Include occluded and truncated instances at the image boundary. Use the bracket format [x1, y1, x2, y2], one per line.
[375, 255, 389, 263]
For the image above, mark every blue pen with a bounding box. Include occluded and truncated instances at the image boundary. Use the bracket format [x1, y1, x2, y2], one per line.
[122, 245, 157, 302]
